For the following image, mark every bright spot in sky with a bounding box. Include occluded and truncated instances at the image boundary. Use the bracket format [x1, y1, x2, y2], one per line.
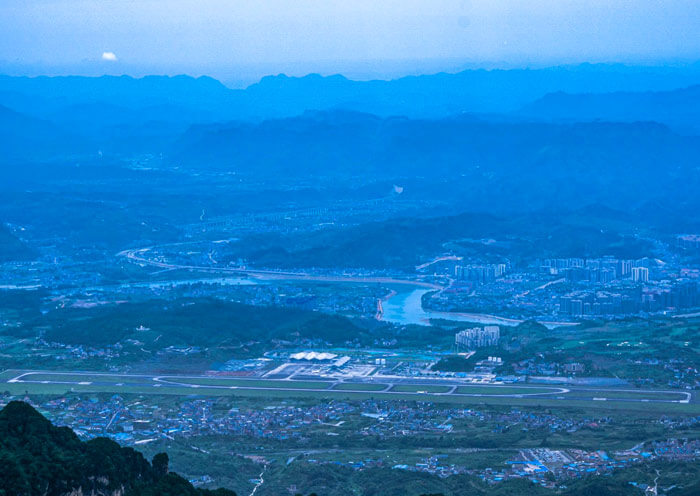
[101, 51, 117, 61]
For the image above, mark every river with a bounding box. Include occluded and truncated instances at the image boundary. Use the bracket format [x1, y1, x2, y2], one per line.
[380, 288, 573, 329]
[94, 277, 573, 328]
[81, 253, 574, 328]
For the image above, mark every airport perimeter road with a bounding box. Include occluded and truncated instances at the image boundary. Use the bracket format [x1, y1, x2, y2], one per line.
[2, 370, 694, 410]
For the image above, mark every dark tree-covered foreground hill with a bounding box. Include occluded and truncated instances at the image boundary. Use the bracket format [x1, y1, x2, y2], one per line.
[0, 401, 235, 496]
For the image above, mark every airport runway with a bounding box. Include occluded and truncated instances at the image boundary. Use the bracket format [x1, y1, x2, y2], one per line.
[3, 370, 692, 405]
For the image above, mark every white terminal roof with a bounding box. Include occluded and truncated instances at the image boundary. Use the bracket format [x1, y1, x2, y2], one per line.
[290, 351, 338, 361]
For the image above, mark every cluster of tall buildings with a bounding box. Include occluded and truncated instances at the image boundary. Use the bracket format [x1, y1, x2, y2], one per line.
[642, 281, 700, 312]
[677, 234, 700, 250]
[454, 264, 507, 284]
[541, 257, 652, 284]
[559, 293, 639, 316]
[631, 266, 649, 283]
[455, 326, 500, 349]
[559, 281, 700, 316]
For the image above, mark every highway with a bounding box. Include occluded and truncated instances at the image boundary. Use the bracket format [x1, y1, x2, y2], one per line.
[118, 246, 442, 289]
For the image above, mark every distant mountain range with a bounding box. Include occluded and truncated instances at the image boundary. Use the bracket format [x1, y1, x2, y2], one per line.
[2, 104, 699, 215]
[520, 84, 700, 134]
[0, 104, 90, 161]
[172, 111, 700, 213]
[0, 401, 236, 496]
[0, 63, 699, 218]
[1, 62, 699, 127]
[0, 63, 698, 162]
[240, 63, 700, 119]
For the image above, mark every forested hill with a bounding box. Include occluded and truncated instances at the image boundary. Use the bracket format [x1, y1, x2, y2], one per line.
[0, 225, 33, 262]
[0, 401, 236, 496]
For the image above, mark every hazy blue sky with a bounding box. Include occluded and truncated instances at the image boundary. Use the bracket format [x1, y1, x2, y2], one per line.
[1, 0, 699, 85]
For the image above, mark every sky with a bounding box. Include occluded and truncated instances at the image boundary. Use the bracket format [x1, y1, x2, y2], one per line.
[1, 0, 699, 86]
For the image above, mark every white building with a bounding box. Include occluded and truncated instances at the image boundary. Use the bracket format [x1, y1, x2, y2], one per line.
[289, 351, 338, 361]
[631, 266, 649, 283]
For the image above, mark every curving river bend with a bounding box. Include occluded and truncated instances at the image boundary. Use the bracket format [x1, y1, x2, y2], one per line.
[379, 288, 573, 329]
[117, 247, 575, 329]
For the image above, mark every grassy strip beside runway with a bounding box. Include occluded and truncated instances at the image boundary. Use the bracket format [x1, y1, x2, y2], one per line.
[332, 383, 389, 391]
[13, 372, 155, 385]
[156, 377, 332, 389]
[560, 388, 688, 402]
[390, 384, 453, 394]
[454, 385, 557, 395]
